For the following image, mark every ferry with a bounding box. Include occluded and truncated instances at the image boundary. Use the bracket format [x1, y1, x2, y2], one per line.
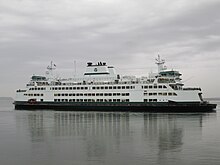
[14, 56, 217, 112]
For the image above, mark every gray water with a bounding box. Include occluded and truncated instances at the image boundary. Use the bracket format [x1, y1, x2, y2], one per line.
[0, 98, 220, 165]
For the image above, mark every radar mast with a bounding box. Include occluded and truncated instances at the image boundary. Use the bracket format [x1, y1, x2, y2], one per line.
[155, 54, 166, 73]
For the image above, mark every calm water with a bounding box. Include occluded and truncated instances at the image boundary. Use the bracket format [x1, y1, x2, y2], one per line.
[0, 98, 220, 165]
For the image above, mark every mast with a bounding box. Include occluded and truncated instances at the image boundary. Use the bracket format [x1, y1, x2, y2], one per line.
[46, 61, 56, 79]
[155, 54, 165, 73]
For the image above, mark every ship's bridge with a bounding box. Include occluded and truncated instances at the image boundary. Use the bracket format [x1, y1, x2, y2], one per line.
[159, 70, 182, 77]
[84, 62, 117, 78]
[31, 75, 47, 81]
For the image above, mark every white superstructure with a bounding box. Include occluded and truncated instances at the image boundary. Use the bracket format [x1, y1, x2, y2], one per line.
[15, 56, 204, 104]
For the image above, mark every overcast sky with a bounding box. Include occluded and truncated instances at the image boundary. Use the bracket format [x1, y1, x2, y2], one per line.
[0, 0, 220, 98]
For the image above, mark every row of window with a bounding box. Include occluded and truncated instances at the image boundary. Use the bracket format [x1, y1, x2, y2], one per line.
[17, 89, 27, 93]
[144, 92, 177, 96]
[28, 85, 168, 91]
[60, 81, 145, 85]
[24, 93, 44, 96]
[54, 99, 130, 102]
[54, 93, 130, 97]
[50, 85, 135, 91]
[142, 85, 167, 89]
[29, 87, 46, 91]
[144, 99, 157, 102]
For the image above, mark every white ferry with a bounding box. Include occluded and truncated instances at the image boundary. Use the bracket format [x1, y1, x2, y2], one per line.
[14, 56, 216, 112]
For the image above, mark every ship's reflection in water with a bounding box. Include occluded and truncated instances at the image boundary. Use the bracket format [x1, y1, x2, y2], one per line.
[24, 111, 216, 165]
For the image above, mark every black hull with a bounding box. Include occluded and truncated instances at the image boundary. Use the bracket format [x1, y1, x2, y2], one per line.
[14, 101, 217, 113]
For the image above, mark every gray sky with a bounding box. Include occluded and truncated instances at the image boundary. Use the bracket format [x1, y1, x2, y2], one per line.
[0, 0, 220, 98]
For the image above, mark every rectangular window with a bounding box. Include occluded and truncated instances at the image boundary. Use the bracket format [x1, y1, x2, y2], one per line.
[144, 99, 148, 102]
[149, 86, 152, 89]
